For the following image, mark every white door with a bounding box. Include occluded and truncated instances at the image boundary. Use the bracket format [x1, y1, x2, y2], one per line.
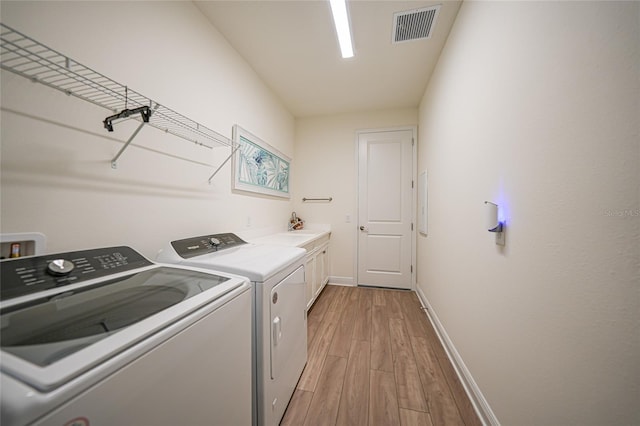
[357, 129, 414, 289]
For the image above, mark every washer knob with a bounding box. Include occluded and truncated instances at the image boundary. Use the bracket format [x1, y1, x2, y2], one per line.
[209, 237, 221, 246]
[47, 259, 75, 276]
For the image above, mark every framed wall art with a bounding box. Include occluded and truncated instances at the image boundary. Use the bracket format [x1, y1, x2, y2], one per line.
[232, 125, 291, 199]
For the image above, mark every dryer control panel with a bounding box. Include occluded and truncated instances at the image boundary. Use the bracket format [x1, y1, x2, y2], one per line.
[0, 246, 152, 301]
[170, 233, 247, 259]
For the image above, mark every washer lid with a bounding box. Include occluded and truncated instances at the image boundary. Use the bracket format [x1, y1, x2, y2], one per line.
[0, 265, 245, 391]
[180, 244, 306, 282]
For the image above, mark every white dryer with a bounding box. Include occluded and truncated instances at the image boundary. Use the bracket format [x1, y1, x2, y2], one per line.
[157, 233, 307, 426]
[0, 246, 252, 426]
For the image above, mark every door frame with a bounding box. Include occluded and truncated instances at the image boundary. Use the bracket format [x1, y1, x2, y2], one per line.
[353, 126, 417, 290]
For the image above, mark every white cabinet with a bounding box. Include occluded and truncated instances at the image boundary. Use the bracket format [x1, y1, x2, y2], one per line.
[305, 254, 316, 308]
[315, 243, 329, 297]
[301, 234, 330, 310]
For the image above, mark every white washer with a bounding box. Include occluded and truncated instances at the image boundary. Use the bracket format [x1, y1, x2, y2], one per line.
[157, 233, 307, 426]
[0, 246, 252, 426]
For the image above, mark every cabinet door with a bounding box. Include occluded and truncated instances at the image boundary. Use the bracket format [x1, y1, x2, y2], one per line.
[305, 255, 316, 309]
[315, 243, 329, 296]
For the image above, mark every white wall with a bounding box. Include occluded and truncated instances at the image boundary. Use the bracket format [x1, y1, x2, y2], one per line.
[417, 1, 639, 425]
[294, 108, 418, 283]
[0, 1, 295, 258]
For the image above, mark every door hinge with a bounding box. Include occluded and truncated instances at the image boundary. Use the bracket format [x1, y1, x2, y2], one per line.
[412, 138, 415, 146]
[411, 223, 414, 231]
[411, 180, 414, 188]
[411, 265, 413, 273]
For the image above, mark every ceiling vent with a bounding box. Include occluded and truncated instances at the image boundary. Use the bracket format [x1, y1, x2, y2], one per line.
[392, 5, 441, 44]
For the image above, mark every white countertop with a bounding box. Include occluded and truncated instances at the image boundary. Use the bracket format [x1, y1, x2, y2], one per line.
[248, 229, 331, 248]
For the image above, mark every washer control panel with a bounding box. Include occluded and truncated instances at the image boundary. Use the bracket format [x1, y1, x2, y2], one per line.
[0, 246, 152, 301]
[171, 233, 247, 259]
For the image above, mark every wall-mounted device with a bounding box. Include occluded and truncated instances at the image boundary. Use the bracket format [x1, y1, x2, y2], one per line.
[418, 170, 428, 235]
[484, 201, 505, 245]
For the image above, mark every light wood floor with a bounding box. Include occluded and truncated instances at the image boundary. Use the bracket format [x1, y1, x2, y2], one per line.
[281, 285, 482, 426]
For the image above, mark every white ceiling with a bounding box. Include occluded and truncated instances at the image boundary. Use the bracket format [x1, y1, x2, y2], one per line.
[195, 0, 462, 118]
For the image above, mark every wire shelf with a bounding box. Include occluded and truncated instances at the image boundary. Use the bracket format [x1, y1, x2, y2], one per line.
[0, 23, 234, 154]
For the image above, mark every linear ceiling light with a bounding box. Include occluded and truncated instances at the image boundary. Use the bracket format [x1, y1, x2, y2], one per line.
[329, 0, 354, 58]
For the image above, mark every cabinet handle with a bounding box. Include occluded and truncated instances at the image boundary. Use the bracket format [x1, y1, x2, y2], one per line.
[273, 316, 282, 346]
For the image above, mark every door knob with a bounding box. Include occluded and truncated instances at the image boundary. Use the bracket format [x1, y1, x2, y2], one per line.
[359, 226, 368, 232]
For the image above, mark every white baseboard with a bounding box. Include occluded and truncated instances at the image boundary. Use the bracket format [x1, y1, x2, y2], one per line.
[328, 276, 355, 286]
[415, 286, 500, 426]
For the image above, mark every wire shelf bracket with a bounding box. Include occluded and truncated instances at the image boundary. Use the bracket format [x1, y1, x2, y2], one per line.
[111, 121, 146, 169]
[208, 144, 240, 185]
[0, 23, 234, 179]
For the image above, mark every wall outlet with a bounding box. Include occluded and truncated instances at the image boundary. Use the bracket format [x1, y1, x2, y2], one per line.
[246, 216, 252, 228]
[346, 214, 351, 223]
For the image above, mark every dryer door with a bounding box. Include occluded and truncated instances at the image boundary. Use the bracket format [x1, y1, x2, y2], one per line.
[269, 265, 306, 382]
